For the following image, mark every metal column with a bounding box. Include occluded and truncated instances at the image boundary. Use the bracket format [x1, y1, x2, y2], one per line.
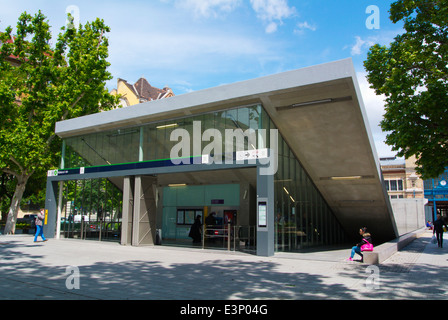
[256, 165, 274, 257]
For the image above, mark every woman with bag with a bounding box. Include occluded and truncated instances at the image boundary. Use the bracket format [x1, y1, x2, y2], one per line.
[347, 227, 373, 262]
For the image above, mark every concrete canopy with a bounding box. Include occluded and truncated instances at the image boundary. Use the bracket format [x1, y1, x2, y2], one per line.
[55, 58, 398, 243]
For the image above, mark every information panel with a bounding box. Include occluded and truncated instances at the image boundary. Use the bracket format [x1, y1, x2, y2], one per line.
[258, 199, 268, 229]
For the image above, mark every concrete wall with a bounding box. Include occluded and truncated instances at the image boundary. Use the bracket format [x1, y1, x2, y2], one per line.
[391, 198, 428, 236]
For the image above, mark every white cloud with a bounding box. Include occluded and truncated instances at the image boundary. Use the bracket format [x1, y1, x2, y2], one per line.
[357, 72, 396, 157]
[351, 36, 366, 55]
[350, 33, 399, 56]
[294, 21, 317, 35]
[109, 28, 272, 80]
[161, 0, 296, 33]
[265, 22, 278, 34]
[250, 0, 296, 33]
[171, 0, 242, 18]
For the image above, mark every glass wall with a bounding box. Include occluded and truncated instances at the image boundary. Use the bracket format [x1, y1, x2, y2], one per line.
[63, 105, 262, 168]
[64, 128, 140, 169]
[59, 178, 123, 242]
[272, 124, 345, 250]
[255, 107, 346, 251]
[60, 104, 346, 250]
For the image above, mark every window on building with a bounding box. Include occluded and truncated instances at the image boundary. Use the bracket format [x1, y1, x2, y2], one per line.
[385, 179, 404, 191]
[390, 180, 397, 191]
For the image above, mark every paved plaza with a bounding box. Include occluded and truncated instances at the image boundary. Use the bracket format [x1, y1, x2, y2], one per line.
[0, 231, 447, 301]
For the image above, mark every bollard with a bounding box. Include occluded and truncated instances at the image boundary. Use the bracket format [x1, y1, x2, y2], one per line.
[227, 223, 231, 251]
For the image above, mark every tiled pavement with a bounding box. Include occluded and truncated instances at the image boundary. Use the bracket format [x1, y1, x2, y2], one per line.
[0, 231, 446, 301]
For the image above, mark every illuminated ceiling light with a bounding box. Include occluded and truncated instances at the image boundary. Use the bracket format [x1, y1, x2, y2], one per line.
[330, 176, 362, 181]
[157, 123, 178, 129]
[168, 184, 187, 187]
[320, 175, 375, 181]
[283, 187, 290, 195]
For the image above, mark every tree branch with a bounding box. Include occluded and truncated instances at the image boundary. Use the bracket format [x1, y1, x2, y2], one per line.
[1, 168, 19, 178]
[97, 29, 104, 51]
[9, 156, 24, 174]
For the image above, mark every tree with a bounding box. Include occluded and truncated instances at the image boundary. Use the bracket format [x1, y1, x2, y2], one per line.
[0, 11, 118, 234]
[364, 0, 448, 179]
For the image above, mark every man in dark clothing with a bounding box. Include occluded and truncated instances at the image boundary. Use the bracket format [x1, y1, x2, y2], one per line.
[189, 215, 202, 243]
[433, 214, 447, 248]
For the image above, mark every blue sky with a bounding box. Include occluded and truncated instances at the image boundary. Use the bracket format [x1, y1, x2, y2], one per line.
[0, 0, 404, 157]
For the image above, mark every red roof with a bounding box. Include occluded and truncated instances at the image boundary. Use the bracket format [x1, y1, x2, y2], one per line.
[119, 77, 174, 102]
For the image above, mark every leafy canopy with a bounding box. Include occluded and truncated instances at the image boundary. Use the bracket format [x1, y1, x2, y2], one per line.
[0, 11, 118, 233]
[0, 10, 118, 179]
[364, 0, 448, 179]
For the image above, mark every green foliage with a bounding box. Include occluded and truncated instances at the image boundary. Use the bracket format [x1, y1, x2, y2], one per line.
[0, 11, 119, 231]
[0, 11, 118, 175]
[364, 0, 448, 179]
[15, 222, 31, 230]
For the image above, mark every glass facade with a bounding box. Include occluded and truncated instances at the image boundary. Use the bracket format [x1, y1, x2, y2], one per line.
[59, 178, 123, 241]
[274, 126, 346, 250]
[60, 104, 346, 250]
[63, 105, 263, 169]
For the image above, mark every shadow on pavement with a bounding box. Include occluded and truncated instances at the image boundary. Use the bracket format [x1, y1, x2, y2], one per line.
[0, 234, 446, 300]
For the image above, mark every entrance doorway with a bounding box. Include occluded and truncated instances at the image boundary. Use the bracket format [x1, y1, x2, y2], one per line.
[157, 168, 257, 252]
[55, 167, 258, 253]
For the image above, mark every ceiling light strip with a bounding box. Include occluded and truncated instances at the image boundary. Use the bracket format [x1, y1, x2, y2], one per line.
[276, 96, 353, 111]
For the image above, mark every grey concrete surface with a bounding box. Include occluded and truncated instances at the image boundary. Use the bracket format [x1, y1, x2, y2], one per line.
[0, 231, 446, 301]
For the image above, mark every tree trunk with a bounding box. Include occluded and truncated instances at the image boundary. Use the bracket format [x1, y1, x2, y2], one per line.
[3, 174, 31, 235]
[1, 173, 14, 221]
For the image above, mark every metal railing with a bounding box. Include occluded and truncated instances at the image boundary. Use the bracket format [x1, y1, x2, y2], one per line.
[202, 224, 257, 253]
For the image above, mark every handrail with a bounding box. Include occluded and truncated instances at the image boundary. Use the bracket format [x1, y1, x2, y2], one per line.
[202, 223, 256, 253]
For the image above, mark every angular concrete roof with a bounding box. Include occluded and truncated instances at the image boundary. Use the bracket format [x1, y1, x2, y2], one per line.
[56, 58, 398, 243]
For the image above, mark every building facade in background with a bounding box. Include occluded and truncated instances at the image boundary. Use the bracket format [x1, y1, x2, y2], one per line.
[424, 169, 448, 222]
[380, 155, 424, 199]
[110, 77, 174, 107]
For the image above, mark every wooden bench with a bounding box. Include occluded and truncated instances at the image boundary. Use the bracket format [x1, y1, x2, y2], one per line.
[362, 228, 426, 265]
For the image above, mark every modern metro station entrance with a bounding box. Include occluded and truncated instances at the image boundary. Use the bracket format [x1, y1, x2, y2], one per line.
[121, 168, 258, 252]
[46, 162, 274, 256]
[47, 60, 399, 257]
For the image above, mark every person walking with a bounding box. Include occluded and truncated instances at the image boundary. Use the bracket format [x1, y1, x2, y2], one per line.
[347, 227, 373, 262]
[433, 214, 447, 248]
[34, 209, 47, 243]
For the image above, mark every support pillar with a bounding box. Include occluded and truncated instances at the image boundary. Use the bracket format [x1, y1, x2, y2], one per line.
[132, 176, 157, 246]
[256, 166, 274, 257]
[44, 179, 59, 239]
[121, 176, 134, 245]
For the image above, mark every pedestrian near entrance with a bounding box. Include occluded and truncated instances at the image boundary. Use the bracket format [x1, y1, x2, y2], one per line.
[433, 214, 447, 248]
[34, 209, 47, 243]
[347, 227, 373, 262]
[205, 212, 217, 226]
[189, 215, 202, 244]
